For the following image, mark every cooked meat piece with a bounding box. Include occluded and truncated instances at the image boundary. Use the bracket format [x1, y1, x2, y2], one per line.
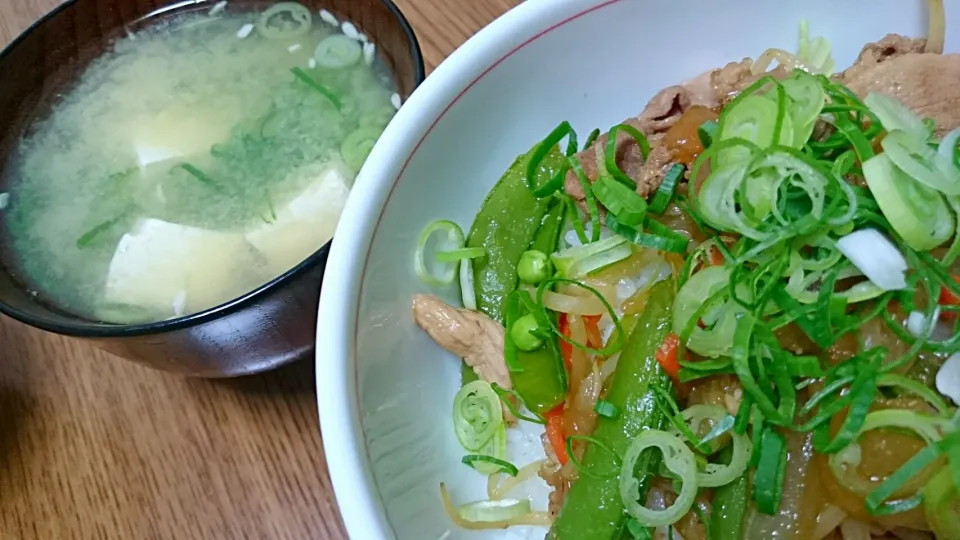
[636, 85, 693, 134]
[680, 68, 719, 109]
[563, 57, 790, 208]
[563, 117, 648, 204]
[840, 33, 928, 83]
[411, 294, 516, 421]
[563, 85, 702, 206]
[845, 53, 960, 137]
[635, 146, 674, 198]
[710, 58, 754, 106]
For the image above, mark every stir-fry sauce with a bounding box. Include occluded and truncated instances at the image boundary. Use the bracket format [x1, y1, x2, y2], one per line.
[664, 105, 720, 166]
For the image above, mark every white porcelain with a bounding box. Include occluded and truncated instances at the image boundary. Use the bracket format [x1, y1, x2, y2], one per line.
[316, 1, 952, 538]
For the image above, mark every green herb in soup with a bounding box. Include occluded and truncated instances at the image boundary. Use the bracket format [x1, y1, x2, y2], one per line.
[3, 3, 398, 323]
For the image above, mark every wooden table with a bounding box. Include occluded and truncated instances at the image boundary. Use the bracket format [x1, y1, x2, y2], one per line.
[0, 0, 518, 537]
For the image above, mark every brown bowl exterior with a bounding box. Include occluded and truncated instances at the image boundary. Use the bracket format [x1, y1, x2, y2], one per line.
[0, 0, 425, 377]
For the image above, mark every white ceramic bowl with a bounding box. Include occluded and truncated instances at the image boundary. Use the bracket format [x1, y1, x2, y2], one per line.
[316, 1, 953, 538]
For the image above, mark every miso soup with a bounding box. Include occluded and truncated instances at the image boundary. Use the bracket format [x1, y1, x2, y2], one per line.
[2, 2, 398, 323]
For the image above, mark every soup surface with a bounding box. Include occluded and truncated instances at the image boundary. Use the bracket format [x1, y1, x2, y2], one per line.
[2, 2, 397, 323]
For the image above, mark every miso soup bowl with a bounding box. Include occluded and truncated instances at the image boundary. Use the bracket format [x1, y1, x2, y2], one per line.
[314, 0, 957, 538]
[0, 0, 424, 377]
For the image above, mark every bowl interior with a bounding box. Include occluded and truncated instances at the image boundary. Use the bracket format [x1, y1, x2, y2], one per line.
[0, 0, 422, 336]
[318, 0, 952, 538]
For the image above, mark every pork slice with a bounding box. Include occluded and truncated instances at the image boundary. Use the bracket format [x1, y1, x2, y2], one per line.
[563, 85, 696, 205]
[840, 33, 928, 83]
[844, 53, 960, 136]
[711, 58, 792, 107]
[635, 145, 674, 198]
[563, 117, 648, 203]
[411, 294, 516, 421]
[636, 84, 694, 135]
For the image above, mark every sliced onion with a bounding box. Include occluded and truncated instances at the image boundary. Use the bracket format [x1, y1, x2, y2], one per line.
[621, 430, 698, 527]
[415, 220, 465, 286]
[439, 483, 552, 529]
[864, 94, 929, 142]
[553, 235, 631, 278]
[935, 352, 960, 405]
[839, 518, 872, 540]
[882, 130, 960, 196]
[457, 498, 530, 522]
[564, 224, 613, 248]
[835, 229, 908, 290]
[939, 128, 960, 161]
[813, 504, 847, 540]
[751, 48, 810, 74]
[599, 353, 619, 384]
[862, 154, 955, 251]
[890, 526, 936, 540]
[460, 259, 477, 310]
[906, 307, 941, 339]
[486, 460, 545, 500]
[539, 289, 606, 315]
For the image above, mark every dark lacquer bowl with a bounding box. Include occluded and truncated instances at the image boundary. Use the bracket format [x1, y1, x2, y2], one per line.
[0, 0, 424, 377]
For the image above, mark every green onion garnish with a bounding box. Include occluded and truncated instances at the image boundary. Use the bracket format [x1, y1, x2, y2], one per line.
[174, 162, 223, 191]
[865, 443, 939, 516]
[592, 176, 647, 227]
[593, 400, 620, 419]
[291, 67, 343, 110]
[582, 128, 601, 150]
[435, 247, 486, 263]
[489, 383, 547, 425]
[698, 120, 717, 148]
[604, 123, 650, 188]
[606, 213, 689, 254]
[525, 122, 578, 197]
[569, 157, 601, 242]
[752, 426, 786, 515]
[648, 164, 684, 215]
[76, 211, 130, 249]
[414, 220, 466, 286]
[461, 454, 518, 476]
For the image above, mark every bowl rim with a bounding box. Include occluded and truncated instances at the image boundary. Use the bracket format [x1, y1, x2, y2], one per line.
[314, 0, 603, 537]
[0, 0, 426, 338]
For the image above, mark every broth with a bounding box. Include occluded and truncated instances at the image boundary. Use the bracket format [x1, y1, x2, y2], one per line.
[1, 3, 397, 323]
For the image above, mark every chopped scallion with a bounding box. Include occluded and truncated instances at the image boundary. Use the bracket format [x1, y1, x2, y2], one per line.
[462, 454, 519, 477]
[649, 164, 684, 215]
[594, 400, 620, 419]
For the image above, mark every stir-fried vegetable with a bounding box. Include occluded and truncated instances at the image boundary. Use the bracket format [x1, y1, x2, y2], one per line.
[551, 280, 674, 539]
[416, 14, 960, 540]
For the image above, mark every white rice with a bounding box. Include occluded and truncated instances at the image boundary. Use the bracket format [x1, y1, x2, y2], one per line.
[0, 193, 9, 210]
[307, 58, 317, 69]
[287, 43, 302, 53]
[391, 92, 402, 110]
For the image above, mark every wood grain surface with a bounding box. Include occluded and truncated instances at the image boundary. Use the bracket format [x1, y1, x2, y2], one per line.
[0, 0, 517, 538]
